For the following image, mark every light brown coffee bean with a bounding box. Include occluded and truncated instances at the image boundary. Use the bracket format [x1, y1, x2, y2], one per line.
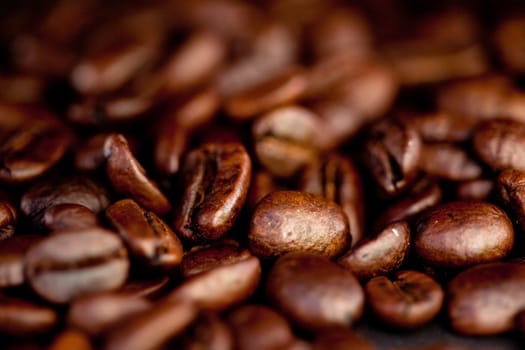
[173, 142, 251, 242]
[366, 270, 444, 329]
[25, 228, 129, 303]
[168, 254, 261, 311]
[104, 133, 171, 215]
[266, 252, 364, 330]
[338, 221, 410, 280]
[447, 262, 525, 335]
[106, 199, 183, 269]
[249, 190, 350, 258]
[414, 201, 514, 268]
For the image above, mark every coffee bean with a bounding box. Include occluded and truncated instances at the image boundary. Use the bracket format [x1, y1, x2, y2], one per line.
[154, 122, 190, 177]
[25, 228, 129, 303]
[173, 142, 251, 242]
[312, 328, 375, 350]
[447, 262, 525, 335]
[68, 292, 151, 336]
[43, 204, 100, 231]
[266, 252, 364, 330]
[249, 190, 350, 258]
[338, 221, 410, 280]
[366, 270, 444, 329]
[455, 178, 494, 201]
[498, 169, 525, 231]
[74, 133, 113, 172]
[252, 106, 320, 178]
[0, 295, 57, 335]
[403, 111, 475, 143]
[20, 175, 110, 229]
[164, 86, 220, 130]
[178, 313, 234, 350]
[0, 199, 17, 240]
[300, 154, 365, 245]
[106, 199, 183, 269]
[414, 201, 514, 268]
[419, 143, 482, 181]
[118, 275, 171, 299]
[104, 133, 171, 215]
[473, 119, 525, 171]
[104, 300, 197, 350]
[246, 170, 280, 210]
[494, 17, 525, 74]
[363, 118, 421, 196]
[168, 254, 261, 311]
[227, 305, 294, 350]
[48, 329, 92, 350]
[0, 235, 43, 288]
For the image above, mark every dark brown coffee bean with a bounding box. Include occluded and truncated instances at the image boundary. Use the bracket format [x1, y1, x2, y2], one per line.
[419, 143, 482, 181]
[173, 142, 251, 242]
[403, 111, 475, 143]
[499, 169, 525, 232]
[181, 240, 250, 278]
[252, 106, 320, 178]
[0, 104, 72, 184]
[20, 175, 110, 228]
[48, 329, 92, 350]
[0, 296, 57, 335]
[104, 300, 197, 350]
[473, 119, 525, 171]
[266, 252, 364, 330]
[456, 178, 494, 201]
[106, 199, 183, 269]
[160, 31, 225, 95]
[0, 199, 17, 240]
[447, 262, 525, 335]
[374, 177, 442, 230]
[25, 228, 129, 303]
[165, 87, 220, 130]
[225, 67, 307, 120]
[366, 270, 443, 329]
[118, 275, 171, 299]
[494, 17, 525, 74]
[154, 122, 190, 177]
[0, 235, 42, 288]
[438, 75, 525, 123]
[74, 133, 113, 172]
[104, 134, 172, 215]
[227, 305, 294, 350]
[415, 201, 513, 268]
[338, 221, 410, 280]
[300, 154, 365, 245]
[43, 204, 100, 231]
[249, 190, 350, 258]
[168, 254, 261, 311]
[363, 118, 421, 196]
[68, 292, 151, 336]
[312, 328, 375, 350]
[179, 313, 234, 350]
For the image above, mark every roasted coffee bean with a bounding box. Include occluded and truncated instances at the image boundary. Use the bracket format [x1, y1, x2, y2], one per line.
[118, 275, 171, 299]
[181, 240, 250, 278]
[300, 154, 365, 245]
[366, 270, 443, 329]
[43, 204, 100, 231]
[363, 118, 421, 196]
[168, 254, 261, 311]
[456, 178, 494, 201]
[338, 221, 410, 280]
[419, 143, 482, 181]
[24, 228, 129, 303]
[0, 235, 46, 288]
[154, 122, 190, 177]
[0, 73, 46, 104]
[403, 111, 475, 143]
[0, 199, 16, 240]
[20, 175, 109, 228]
[312, 328, 375, 350]
[68, 292, 151, 336]
[246, 170, 280, 210]
[104, 300, 197, 350]
[106, 199, 183, 269]
[447, 262, 525, 335]
[225, 67, 307, 120]
[164, 87, 220, 130]
[252, 106, 320, 178]
[494, 17, 525, 74]
[179, 313, 234, 350]
[266, 252, 364, 330]
[415, 201, 513, 268]
[74, 133, 113, 172]
[499, 169, 525, 232]
[374, 177, 442, 230]
[0, 295, 57, 335]
[104, 134, 171, 215]
[48, 329, 93, 350]
[249, 190, 350, 258]
[0, 104, 72, 184]
[173, 142, 251, 242]
[473, 119, 525, 171]
[227, 305, 294, 350]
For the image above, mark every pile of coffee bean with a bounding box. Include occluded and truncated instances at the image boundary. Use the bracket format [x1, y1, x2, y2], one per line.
[2, 0, 525, 349]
